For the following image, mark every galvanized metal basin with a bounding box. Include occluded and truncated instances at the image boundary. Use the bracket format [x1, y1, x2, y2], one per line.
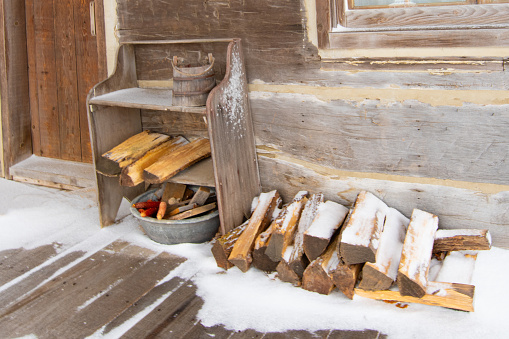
[130, 188, 219, 245]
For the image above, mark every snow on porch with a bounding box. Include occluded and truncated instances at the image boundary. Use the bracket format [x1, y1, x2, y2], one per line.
[0, 178, 508, 338]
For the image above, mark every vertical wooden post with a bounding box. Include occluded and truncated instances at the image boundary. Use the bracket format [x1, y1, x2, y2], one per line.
[0, 0, 32, 178]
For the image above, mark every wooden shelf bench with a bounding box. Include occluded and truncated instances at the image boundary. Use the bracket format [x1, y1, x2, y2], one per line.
[87, 38, 261, 234]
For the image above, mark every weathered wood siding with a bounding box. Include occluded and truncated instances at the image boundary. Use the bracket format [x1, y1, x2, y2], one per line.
[116, 0, 509, 247]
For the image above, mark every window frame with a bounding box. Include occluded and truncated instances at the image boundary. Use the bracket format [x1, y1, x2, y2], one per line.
[316, 0, 509, 49]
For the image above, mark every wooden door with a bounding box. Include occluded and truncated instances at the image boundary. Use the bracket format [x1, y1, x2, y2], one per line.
[26, 0, 106, 163]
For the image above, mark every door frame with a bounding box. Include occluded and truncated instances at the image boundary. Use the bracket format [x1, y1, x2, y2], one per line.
[0, 0, 107, 179]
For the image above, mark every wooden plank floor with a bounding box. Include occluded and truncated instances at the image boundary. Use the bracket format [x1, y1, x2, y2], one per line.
[0, 239, 385, 339]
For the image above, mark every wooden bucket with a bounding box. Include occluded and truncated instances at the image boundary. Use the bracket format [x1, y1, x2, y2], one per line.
[172, 53, 216, 107]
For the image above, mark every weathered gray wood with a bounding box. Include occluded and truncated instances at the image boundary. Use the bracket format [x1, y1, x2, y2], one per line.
[257, 155, 509, 249]
[9, 155, 95, 190]
[345, 5, 509, 28]
[206, 39, 262, 234]
[87, 43, 145, 226]
[89, 88, 207, 113]
[251, 93, 509, 186]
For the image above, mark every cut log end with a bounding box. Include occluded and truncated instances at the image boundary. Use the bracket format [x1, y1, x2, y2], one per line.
[252, 247, 279, 272]
[211, 240, 234, 270]
[303, 236, 329, 263]
[229, 255, 252, 273]
[397, 271, 426, 298]
[340, 242, 376, 266]
[302, 259, 335, 295]
[277, 261, 302, 287]
[358, 264, 394, 292]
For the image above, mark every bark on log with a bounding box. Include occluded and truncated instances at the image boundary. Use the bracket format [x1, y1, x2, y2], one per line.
[358, 207, 409, 291]
[302, 233, 342, 295]
[288, 193, 324, 278]
[265, 191, 308, 262]
[433, 229, 491, 253]
[340, 191, 390, 265]
[397, 209, 439, 298]
[211, 219, 249, 270]
[229, 190, 280, 272]
[303, 200, 349, 262]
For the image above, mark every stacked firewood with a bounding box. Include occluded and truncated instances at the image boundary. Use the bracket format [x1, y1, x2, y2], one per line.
[211, 190, 491, 312]
[100, 130, 211, 186]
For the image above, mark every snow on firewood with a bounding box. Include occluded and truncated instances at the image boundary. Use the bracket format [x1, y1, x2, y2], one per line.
[435, 251, 478, 285]
[305, 201, 348, 239]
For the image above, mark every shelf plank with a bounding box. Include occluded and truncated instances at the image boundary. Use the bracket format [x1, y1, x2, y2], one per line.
[89, 88, 206, 114]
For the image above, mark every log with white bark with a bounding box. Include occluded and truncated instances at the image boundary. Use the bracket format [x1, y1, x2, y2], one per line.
[303, 200, 349, 262]
[397, 209, 439, 298]
[358, 207, 409, 291]
[339, 191, 389, 265]
[288, 193, 324, 278]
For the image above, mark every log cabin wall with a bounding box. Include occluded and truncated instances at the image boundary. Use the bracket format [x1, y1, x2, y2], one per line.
[114, 0, 509, 248]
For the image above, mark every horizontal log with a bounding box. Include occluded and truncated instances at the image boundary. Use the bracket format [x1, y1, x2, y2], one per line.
[433, 229, 492, 253]
[256, 154, 509, 249]
[143, 138, 211, 184]
[355, 281, 474, 312]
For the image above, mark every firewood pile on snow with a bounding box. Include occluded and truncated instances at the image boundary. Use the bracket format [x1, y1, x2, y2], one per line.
[211, 190, 492, 312]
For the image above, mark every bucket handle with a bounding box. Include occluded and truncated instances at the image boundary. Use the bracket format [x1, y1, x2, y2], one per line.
[171, 53, 215, 77]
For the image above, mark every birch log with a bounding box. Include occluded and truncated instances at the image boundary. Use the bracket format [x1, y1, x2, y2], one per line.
[303, 200, 349, 262]
[339, 191, 389, 265]
[358, 207, 409, 291]
[397, 209, 439, 298]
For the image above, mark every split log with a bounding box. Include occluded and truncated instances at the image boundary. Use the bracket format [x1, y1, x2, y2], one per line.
[303, 200, 349, 262]
[276, 248, 302, 287]
[229, 190, 280, 272]
[265, 191, 308, 262]
[340, 191, 389, 265]
[355, 281, 474, 312]
[100, 130, 170, 176]
[397, 209, 439, 298]
[288, 193, 324, 278]
[168, 202, 217, 220]
[211, 219, 249, 270]
[330, 259, 363, 300]
[433, 229, 491, 253]
[302, 233, 342, 295]
[161, 182, 187, 203]
[252, 221, 279, 272]
[120, 136, 189, 186]
[358, 207, 409, 291]
[189, 186, 211, 206]
[143, 138, 211, 184]
[168, 203, 198, 217]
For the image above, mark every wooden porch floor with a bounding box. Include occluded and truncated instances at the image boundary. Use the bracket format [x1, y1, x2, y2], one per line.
[0, 237, 385, 338]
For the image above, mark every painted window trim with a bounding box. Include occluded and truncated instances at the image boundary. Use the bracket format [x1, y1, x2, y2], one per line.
[316, 0, 509, 49]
